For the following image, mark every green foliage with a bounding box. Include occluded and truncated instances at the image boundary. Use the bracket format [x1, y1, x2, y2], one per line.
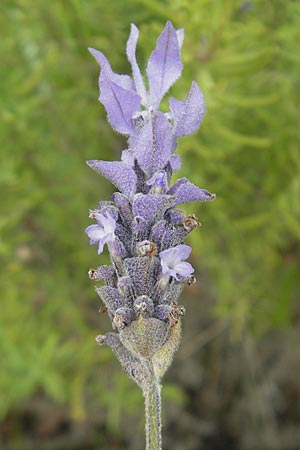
[0, 0, 134, 420]
[0, 0, 299, 447]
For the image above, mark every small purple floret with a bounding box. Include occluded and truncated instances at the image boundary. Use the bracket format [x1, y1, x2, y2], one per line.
[85, 211, 116, 254]
[159, 244, 194, 281]
[146, 171, 168, 193]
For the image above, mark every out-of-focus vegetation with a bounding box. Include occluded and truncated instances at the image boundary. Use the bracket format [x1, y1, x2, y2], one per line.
[0, 1, 299, 449]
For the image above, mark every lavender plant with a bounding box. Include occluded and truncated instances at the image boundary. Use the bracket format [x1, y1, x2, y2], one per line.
[86, 22, 215, 450]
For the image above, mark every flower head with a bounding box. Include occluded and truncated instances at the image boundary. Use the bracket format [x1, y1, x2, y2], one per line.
[159, 244, 194, 281]
[85, 22, 215, 391]
[85, 211, 116, 254]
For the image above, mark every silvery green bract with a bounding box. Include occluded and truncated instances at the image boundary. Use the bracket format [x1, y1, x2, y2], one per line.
[85, 21, 215, 448]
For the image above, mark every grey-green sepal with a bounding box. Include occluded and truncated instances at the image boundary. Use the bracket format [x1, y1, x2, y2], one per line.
[96, 332, 152, 389]
[120, 315, 170, 358]
[152, 319, 182, 380]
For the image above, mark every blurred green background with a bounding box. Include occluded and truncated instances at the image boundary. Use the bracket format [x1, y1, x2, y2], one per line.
[1, 0, 300, 449]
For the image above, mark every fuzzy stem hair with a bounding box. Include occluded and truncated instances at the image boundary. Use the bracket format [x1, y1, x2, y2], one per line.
[143, 379, 162, 450]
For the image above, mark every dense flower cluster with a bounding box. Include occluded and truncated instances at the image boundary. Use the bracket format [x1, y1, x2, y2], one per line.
[86, 22, 215, 389]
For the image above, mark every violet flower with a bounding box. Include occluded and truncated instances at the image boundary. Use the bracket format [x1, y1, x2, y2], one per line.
[85, 21, 215, 450]
[160, 244, 194, 281]
[85, 211, 116, 254]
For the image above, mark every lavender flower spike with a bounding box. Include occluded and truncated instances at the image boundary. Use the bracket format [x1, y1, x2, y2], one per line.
[85, 22, 215, 450]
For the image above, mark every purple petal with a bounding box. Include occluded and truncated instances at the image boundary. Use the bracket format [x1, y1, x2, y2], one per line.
[121, 149, 135, 167]
[85, 224, 104, 241]
[169, 81, 206, 137]
[132, 193, 174, 223]
[160, 260, 177, 279]
[98, 70, 141, 135]
[146, 171, 169, 194]
[126, 24, 147, 105]
[95, 211, 116, 229]
[176, 28, 184, 49]
[174, 261, 194, 278]
[146, 171, 167, 187]
[146, 21, 183, 107]
[173, 243, 192, 260]
[97, 240, 105, 254]
[168, 178, 216, 205]
[88, 47, 134, 91]
[87, 160, 137, 198]
[169, 154, 181, 171]
[135, 112, 173, 176]
[159, 244, 191, 266]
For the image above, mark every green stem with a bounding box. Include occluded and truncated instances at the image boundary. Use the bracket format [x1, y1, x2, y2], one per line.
[143, 380, 162, 450]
